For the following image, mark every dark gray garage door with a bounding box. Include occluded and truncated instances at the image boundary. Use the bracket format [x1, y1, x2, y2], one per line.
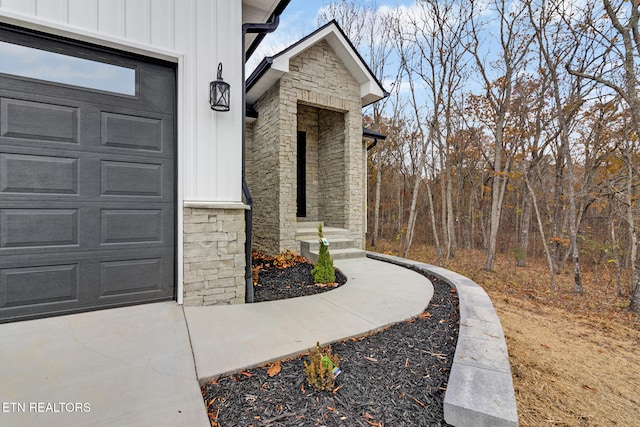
[0, 26, 175, 322]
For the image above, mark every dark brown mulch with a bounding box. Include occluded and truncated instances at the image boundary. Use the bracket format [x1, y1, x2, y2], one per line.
[252, 253, 347, 303]
[201, 257, 459, 427]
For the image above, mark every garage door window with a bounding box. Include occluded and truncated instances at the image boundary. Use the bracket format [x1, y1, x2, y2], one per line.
[0, 41, 136, 96]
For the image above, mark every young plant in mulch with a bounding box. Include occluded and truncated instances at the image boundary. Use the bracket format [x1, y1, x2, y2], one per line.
[251, 249, 346, 302]
[304, 342, 341, 392]
[312, 224, 336, 285]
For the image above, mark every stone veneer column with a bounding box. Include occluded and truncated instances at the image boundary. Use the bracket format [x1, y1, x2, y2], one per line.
[182, 205, 246, 305]
[246, 83, 281, 254]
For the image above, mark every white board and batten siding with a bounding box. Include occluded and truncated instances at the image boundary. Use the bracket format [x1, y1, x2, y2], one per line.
[0, 0, 244, 203]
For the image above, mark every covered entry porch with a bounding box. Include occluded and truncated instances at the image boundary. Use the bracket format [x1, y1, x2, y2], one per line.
[244, 21, 386, 258]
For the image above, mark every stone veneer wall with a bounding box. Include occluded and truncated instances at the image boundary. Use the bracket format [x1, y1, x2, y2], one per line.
[318, 109, 346, 227]
[246, 82, 281, 254]
[182, 207, 246, 305]
[248, 39, 366, 254]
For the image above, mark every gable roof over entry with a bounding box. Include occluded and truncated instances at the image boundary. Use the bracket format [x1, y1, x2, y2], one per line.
[246, 20, 387, 107]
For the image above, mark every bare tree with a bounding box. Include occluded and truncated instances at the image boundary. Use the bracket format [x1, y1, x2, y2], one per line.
[464, 0, 535, 271]
[565, 0, 640, 307]
[528, 0, 594, 293]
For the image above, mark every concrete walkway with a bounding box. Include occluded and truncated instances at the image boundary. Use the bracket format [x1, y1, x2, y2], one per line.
[0, 302, 208, 427]
[0, 257, 432, 427]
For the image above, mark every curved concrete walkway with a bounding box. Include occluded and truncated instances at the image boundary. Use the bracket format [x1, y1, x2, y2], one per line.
[184, 256, 433, 380]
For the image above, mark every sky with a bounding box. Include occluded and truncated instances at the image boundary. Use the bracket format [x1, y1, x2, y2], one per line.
[247, 0, 415, 73]
[247, 0, 332, 71]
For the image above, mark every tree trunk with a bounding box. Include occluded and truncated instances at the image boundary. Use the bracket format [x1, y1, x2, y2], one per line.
[627, 158, 638, 308]
[485, 155, 503, 271]
[446, 165, 456, 259]
[630, 251, 640, 313]
[609, 211, 622, 297]
[551, 159, 562, 274]
[525, 162, 557, 290]
[425, 176, 443, 265]
[517, 188, 533, 267]
[403, 175, 421, 258]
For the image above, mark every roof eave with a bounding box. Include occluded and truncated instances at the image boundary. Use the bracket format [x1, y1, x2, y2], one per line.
[245, 0, 292, 59]
[246, 20, 387, 107]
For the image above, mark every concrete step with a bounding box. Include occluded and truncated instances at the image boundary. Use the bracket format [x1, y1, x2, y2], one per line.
[296, 221, 324, 229]
[300, 238, 355, 252]
[295, 226, 349, 241]
[305, 248, 366, 263]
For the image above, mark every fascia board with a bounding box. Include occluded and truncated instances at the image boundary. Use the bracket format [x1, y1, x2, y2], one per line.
[271, 55, 290, 73]
[246, 68, 286, 104]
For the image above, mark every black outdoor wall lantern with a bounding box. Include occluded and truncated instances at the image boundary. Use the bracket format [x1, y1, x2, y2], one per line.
[210, 62, 230, 111]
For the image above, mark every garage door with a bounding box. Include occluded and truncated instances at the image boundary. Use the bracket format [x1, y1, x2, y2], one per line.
[0, 26, 175, 322]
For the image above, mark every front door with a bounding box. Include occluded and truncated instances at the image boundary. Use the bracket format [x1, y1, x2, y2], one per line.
[296, 130, 306, 217]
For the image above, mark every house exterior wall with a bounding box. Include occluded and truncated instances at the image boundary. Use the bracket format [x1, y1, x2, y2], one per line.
[246, 82, 282, 254]
[0, 0, 248, 305]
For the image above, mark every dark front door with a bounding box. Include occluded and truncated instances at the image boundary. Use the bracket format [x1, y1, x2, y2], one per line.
[0, 26, 176, 322]
[297, 130, 306, 217]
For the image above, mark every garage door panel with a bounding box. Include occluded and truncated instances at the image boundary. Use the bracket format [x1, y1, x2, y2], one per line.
[0, 45, 173, 116]
[0, 98, 79, 144]
[99, 258, 164, 297]
[0, 252, 173, 320]
[0, 263, 79, 308]
[0, 208, 78, 248]
[0, 152, 79, 195]
[100, 209, 163, 244]
[100, 160, 164, 197]
[138, 63, 176, 112]
[0, 204, 173, 254]
[101, 112, 163, 152]
[96, 250, 173, 302]
[0, 97, 174, 160]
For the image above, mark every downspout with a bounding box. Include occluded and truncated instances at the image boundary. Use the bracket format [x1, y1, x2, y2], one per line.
[242, 15, 281, 303]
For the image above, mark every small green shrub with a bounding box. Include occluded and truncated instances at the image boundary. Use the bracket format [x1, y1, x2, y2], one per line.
[304, 342, 340, 391]
[312, 224, 336, 284]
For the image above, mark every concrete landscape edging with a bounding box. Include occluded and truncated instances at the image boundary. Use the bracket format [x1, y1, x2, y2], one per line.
[366, 252, 519, 427]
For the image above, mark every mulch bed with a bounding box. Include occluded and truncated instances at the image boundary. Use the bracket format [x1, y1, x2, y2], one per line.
[202, 255, 459, 427]
[252, 252, 347, 302]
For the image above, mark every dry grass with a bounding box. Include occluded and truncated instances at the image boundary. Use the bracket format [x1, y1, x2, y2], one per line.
[370, 241, 640, 427]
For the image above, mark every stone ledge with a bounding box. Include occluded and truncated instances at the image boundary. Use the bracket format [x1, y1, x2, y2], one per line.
[183, 201, 250, 210]
[366, 252, 519, 427]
